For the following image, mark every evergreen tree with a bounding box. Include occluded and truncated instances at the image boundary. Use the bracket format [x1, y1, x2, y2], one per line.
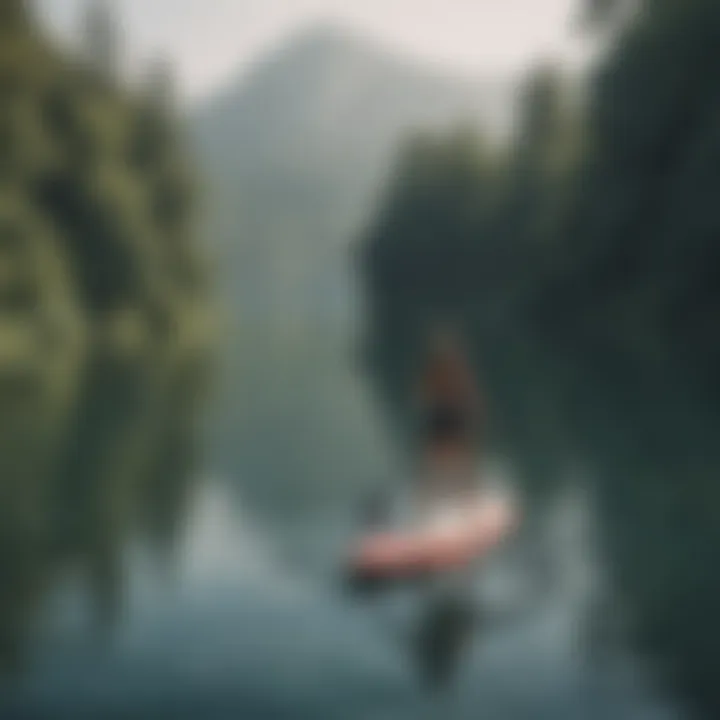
[0, 0, 31, 33]
[82, 0, 119, 79]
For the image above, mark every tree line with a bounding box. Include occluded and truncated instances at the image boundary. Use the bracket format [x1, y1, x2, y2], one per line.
[0, 0, 212, 671]
[360, 1, 720, 715]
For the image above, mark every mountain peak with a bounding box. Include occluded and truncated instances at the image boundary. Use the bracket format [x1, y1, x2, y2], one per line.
[290, 21, 365, 50]
[196, 20, 515, 166]
[271, 21, 391, 71]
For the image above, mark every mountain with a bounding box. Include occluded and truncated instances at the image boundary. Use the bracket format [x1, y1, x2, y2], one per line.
[193, 24, 515, 337]
[195, 23, 513, 176]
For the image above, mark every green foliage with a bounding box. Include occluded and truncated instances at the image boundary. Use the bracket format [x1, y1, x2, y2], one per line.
[0, 0, 210, 363]
[0, 1, 212, 673]
[362, 64, 581, 445]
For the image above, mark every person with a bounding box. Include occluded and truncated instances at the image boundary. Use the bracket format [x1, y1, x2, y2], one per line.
[345, 325, 511, 593]
[414, 327, 482, 512]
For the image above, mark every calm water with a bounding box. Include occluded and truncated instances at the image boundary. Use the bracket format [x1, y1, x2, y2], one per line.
[0, 354, 680, 720]
[0, 477, 677, 720]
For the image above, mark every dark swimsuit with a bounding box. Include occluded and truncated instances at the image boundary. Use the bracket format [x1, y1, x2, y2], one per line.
[424, 404, 472, 443]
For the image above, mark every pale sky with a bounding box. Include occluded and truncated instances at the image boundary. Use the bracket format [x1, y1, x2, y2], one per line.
[36, 0, 594, 104]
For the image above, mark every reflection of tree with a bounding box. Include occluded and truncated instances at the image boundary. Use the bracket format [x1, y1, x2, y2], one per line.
[0, 353, 209, 670]
[0, 2, 212, 671]
[0, 416, 60, 673]
[55, 354, 208, 633]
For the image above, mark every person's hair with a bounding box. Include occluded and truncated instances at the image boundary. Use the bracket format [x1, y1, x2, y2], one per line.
[421, 326, 475, 400]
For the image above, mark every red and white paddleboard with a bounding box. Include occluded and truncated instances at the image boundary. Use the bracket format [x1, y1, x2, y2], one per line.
[350, 491, 518, 580]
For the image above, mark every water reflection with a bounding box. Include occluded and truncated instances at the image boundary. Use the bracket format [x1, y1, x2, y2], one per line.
[0, 347, 207, 676]
[0, 283, 682, 719]
[411, 594, 476, 691]
[0, 445, 679, 719]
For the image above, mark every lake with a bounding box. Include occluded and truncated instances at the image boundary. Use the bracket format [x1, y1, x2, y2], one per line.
[0, 347, 680, 720]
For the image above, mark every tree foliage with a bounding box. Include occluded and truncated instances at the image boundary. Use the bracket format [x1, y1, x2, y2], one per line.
[0, 0, 212, 672]
[361, 2, 720, 715]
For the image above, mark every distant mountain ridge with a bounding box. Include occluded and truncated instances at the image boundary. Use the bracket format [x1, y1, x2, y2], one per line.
[194, 23, 515, 263]
[193, 22, 517, 343]
[195, 23, 513, 165]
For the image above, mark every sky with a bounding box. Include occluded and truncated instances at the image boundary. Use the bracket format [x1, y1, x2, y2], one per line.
[36, 0, 594, 104]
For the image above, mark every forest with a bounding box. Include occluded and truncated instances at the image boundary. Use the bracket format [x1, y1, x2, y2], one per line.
[0, 0, 211, 671]
[360, 0, 720, 715]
